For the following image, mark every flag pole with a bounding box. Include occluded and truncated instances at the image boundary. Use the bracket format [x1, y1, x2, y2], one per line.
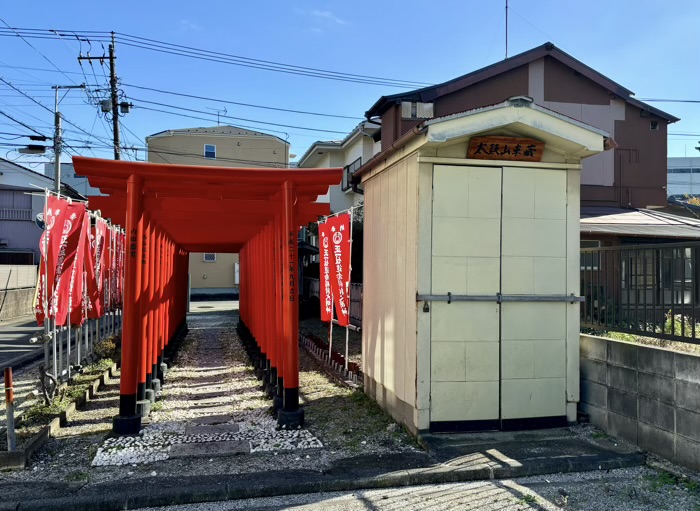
[345, 208, 354, 372]
[328, 293, 334, 363]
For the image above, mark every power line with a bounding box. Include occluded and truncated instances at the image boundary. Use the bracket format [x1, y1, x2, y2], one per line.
[0, 19, 79, 86]
[131, 97, 348, 134]
[0, 76, 114, 147]
[639, 98, 700, 104]
[0, 109, 49, 137]
[0, 28, 431, 88]
[121, 83, 362, 120]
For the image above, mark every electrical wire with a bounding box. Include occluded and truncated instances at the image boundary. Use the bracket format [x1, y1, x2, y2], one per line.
[121, 83, 362, 120]
[0, 28, 430, 88]
[0, 19, 79, 86]
[0, 109, 49, 137]
[131, 98, 348, 134]
[0, 76, 114, 147]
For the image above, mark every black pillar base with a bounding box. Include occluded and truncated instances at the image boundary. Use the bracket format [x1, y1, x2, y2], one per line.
[136, 399, 151, 418]
[145, 389, 155, 404]
[283, 387, 299, 411]
[112, 414, 142, 435]
[277, 408, 304, 429]
[273, 394, 283, 413]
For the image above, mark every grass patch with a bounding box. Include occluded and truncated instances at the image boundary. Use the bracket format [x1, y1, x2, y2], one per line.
[591, 431, 609, 440]
[519, 494, 537, 505]
[151, 401, 164, 412]
[18, 359, 113, 430]
[645, 470, 700, 494]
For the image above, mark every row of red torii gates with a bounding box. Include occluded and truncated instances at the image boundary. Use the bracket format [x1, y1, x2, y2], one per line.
[73, 157, 342, 434]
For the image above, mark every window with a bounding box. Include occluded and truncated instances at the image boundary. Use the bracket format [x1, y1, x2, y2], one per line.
[400, 101, 434, 119]
[203, 253, 216, 262]
[204, 144, 216, 159]
[342, 157, 362, 192]
[650, 120, 659, 131]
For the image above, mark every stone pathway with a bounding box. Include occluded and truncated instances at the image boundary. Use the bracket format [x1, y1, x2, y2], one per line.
[92, 311, 323, 466]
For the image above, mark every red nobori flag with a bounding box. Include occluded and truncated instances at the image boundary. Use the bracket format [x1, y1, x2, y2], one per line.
[36, 195, 69, 325]
[326, 213, 351, 326]
[53, 202, 87, 326]
[92, 219, 108, 317]
[68, 209, 90, 326]
[318, 221, 333, 322]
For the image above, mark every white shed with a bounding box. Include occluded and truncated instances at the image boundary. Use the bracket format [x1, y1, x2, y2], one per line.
[359, 97, 610, 433]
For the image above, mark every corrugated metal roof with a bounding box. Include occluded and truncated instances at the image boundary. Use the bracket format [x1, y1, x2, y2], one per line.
[580, 207, 700, 239]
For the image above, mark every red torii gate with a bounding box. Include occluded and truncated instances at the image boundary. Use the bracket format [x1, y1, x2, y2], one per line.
[72, 156, 341, 434]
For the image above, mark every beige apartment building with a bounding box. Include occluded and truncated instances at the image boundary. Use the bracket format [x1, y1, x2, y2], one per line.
[146, 125, 290, 297]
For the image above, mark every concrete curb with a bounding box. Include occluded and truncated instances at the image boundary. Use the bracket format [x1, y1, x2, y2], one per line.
[0, 363, 117, 469]
[0, 450, 646, 510]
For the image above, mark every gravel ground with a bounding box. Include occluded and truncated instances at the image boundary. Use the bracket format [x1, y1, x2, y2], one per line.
[0, 355, 43, 434]
[133, 467, 700, 511]
[0, 304, 416, 486]
[299, 318, 362, 368]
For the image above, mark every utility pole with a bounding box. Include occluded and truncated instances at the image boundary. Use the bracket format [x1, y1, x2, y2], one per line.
[52, 84, 86, 193]
[78, 32, 121, 160]
[109, 33, 120, 160]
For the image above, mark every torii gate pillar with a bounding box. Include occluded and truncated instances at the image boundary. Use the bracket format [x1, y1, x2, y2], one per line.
[278, 180, 304, 428]
[113, 174, 143, 435]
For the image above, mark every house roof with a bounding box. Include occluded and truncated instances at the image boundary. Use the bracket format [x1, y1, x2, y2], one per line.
[0, 158, 86, 200]
[365, 42, 679, 123]
[581, 207, 700, 239]
[297, 121, 379, 168]
[147, 125, 289, 145]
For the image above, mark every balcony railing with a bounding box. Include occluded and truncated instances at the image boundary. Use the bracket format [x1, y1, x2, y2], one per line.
[0, 209, 32, 221]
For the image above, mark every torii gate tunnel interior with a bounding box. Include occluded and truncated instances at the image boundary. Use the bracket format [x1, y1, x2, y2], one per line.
[72, 156, 342, 434]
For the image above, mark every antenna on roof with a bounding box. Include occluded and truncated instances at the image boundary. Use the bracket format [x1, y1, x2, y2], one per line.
[505, 0, 509, 59]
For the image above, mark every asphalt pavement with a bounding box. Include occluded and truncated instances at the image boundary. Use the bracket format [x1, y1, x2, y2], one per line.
[0, 314, 42, 371]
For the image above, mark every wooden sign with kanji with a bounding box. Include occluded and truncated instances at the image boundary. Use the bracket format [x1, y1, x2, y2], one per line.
[467, 136, 544, 162]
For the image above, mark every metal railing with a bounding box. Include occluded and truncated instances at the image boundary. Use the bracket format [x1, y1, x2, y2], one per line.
[0, 209, 32, 221]
[581, 241, 700, 344]
[304, 277, 362, 328]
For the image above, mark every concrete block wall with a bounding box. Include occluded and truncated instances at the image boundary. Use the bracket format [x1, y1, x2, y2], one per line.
[580, 334, 700, 471]
[0, 288, 35, 320]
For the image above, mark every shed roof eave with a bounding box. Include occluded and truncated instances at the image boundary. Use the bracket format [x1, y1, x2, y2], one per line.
[354, 98, 609, 182]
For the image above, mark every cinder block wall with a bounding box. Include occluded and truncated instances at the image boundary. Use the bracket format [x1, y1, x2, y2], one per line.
[580, 334, 700, 471]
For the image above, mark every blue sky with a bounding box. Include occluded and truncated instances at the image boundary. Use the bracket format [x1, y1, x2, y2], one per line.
[1, 0, 699, 170]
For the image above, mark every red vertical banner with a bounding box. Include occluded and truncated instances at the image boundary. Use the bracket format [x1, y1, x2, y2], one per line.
[326, 213, 351, 326]
[68, 210, 89, 326]
[36, 195, 70, 325]
[53, 202, 87, 326]
[318, 222, 333, 322]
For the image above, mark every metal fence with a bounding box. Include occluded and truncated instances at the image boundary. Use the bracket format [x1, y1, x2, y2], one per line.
[304, 277, 362, 328]
[581, 241, 700, 344]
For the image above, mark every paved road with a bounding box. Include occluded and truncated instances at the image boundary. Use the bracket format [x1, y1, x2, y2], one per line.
[0, 314, 42, 371]
[189, 300, 239, 313]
